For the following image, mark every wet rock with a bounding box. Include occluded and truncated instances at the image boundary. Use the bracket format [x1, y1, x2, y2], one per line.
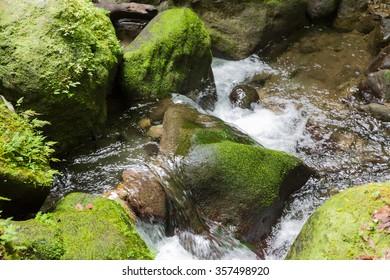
[357, 102, 390, 121]
[3, 193, 153, 260]
[359, 69, 390, 102]
[307, 0, 339, 19]
[368, 45, 390, 72]
[0, 0, 122, 153]
[138, 118, 152, 130]
[371, 18, 390, 50]
[120, 8, 216, 110]
[159, 103, 313, 243]
[287, 181, 390, 260]
[147, 125, 164, 140]
[116, 167, 167, 223]
[229, 85, 259, 109]
[159, 104, 257, 157]
[149, 98, 174, 122]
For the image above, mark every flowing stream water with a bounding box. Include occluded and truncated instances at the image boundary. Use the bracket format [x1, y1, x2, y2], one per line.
[45, 26, 390, 260]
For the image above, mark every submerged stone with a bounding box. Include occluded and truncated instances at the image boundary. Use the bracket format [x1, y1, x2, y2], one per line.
[5, 193, 153, 260]
[0, 0, 122, 152]
[120, 8, 216, 109]
[287, 181, 390, 260]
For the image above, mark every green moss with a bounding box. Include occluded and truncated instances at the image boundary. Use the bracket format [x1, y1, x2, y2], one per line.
[6, 193, 153, 260]
[287, 182, 390, 260]
[213, 142, 302, 206]
[0, 0, 122, 151]
[0, 104, 57, 187]
[121, 8, 212, 100]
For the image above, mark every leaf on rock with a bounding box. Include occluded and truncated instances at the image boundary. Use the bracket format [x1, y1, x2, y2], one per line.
[355, 255, 374, 260]
[75, 203, 84, 211]
[372, 205, 390, 232]
[384, 249, 390, 260]
[85, 203, 94, 210]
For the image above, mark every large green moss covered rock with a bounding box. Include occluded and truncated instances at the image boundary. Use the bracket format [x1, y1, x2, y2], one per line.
[0, 0, 122, 152]
[160, 104, 313, 242]
[120, 8, 216, 108]
[167, 0, 308, 60]
[287, 181, 390, 260]
[5, 193, 153, 260]
[0, 101, 57, 219]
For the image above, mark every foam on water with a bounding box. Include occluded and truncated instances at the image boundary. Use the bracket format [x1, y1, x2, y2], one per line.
[211, 55, 308, 154]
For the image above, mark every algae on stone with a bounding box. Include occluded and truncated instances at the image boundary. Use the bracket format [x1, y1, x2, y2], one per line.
[287, 181, 390, 260]
[5, 193, 153, 260]
[0, 0, 122, 152]
[120, 8, 214, 103]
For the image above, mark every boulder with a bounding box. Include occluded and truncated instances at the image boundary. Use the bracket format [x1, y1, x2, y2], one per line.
[3, 193, 153, 260]
[333, 0, 369, 31]
[160, 104, 313, 242]
[357, 102, 390, 122]
[287, 181, 390, 260]
[359, 69, 390, 103]
[120, 8, 216, 109]
[307, 0, 339, 19]
[0, 0, 122, 152]
[167, 0, 308, 60]
[229, 85, 259, 109]
[159, 104, 257, 157]
[116, 167, 167, 223]
[0, 100, 57, 219]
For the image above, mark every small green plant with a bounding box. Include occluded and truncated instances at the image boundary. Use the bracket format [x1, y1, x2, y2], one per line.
[0, 103, 59, 186]
[0, 211, 26, 259]
[35, 211, 56, 226]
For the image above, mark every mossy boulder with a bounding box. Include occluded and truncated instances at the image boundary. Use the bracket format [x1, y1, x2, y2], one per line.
[159, 104, 257, 157]
[4, 193, 153, 260]
[287, 181, 390, 260]
[0, 101, 57, 219]
[120, 8, 216, 109]
[160, 104, 313, 242]
[0, 0, 122, 152]
[167, 0, 308, 60]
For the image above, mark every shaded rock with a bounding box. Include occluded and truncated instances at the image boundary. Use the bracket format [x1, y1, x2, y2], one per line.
[229, 85, 259, 109]
[93, 2, 158, 22]
[307, 0, 339, 19]
[4, 193, 153, 259]
[368, 45, 390, 72]
[287, 181, 390, 260]
[371, 18, 390, 50]
[149, 98, 174, 122]
[359, 69, 390, 102]
[0, 0, 122, 152]
[168, 0, 308, 60]
[333, 0, 369, 31]
[0, 100, 57, 219]
[116, 168, 167, 223]
[147, 125, 164, 140]
[357, 102, 390, 121]
[120, 8, 216, 109]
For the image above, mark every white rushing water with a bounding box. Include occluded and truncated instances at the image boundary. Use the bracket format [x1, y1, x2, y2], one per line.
[136, 55, 313, 260]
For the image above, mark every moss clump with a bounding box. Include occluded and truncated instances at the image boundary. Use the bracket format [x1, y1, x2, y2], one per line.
[0, 0, 122, 151]
[185, 142, 303, 211]
[6, 193, 153, 260]
[287, 181, 390, 260]
[120, 8, 213, 101]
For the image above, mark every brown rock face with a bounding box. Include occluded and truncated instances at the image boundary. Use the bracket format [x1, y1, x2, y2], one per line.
[116, 167, 167, 223]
